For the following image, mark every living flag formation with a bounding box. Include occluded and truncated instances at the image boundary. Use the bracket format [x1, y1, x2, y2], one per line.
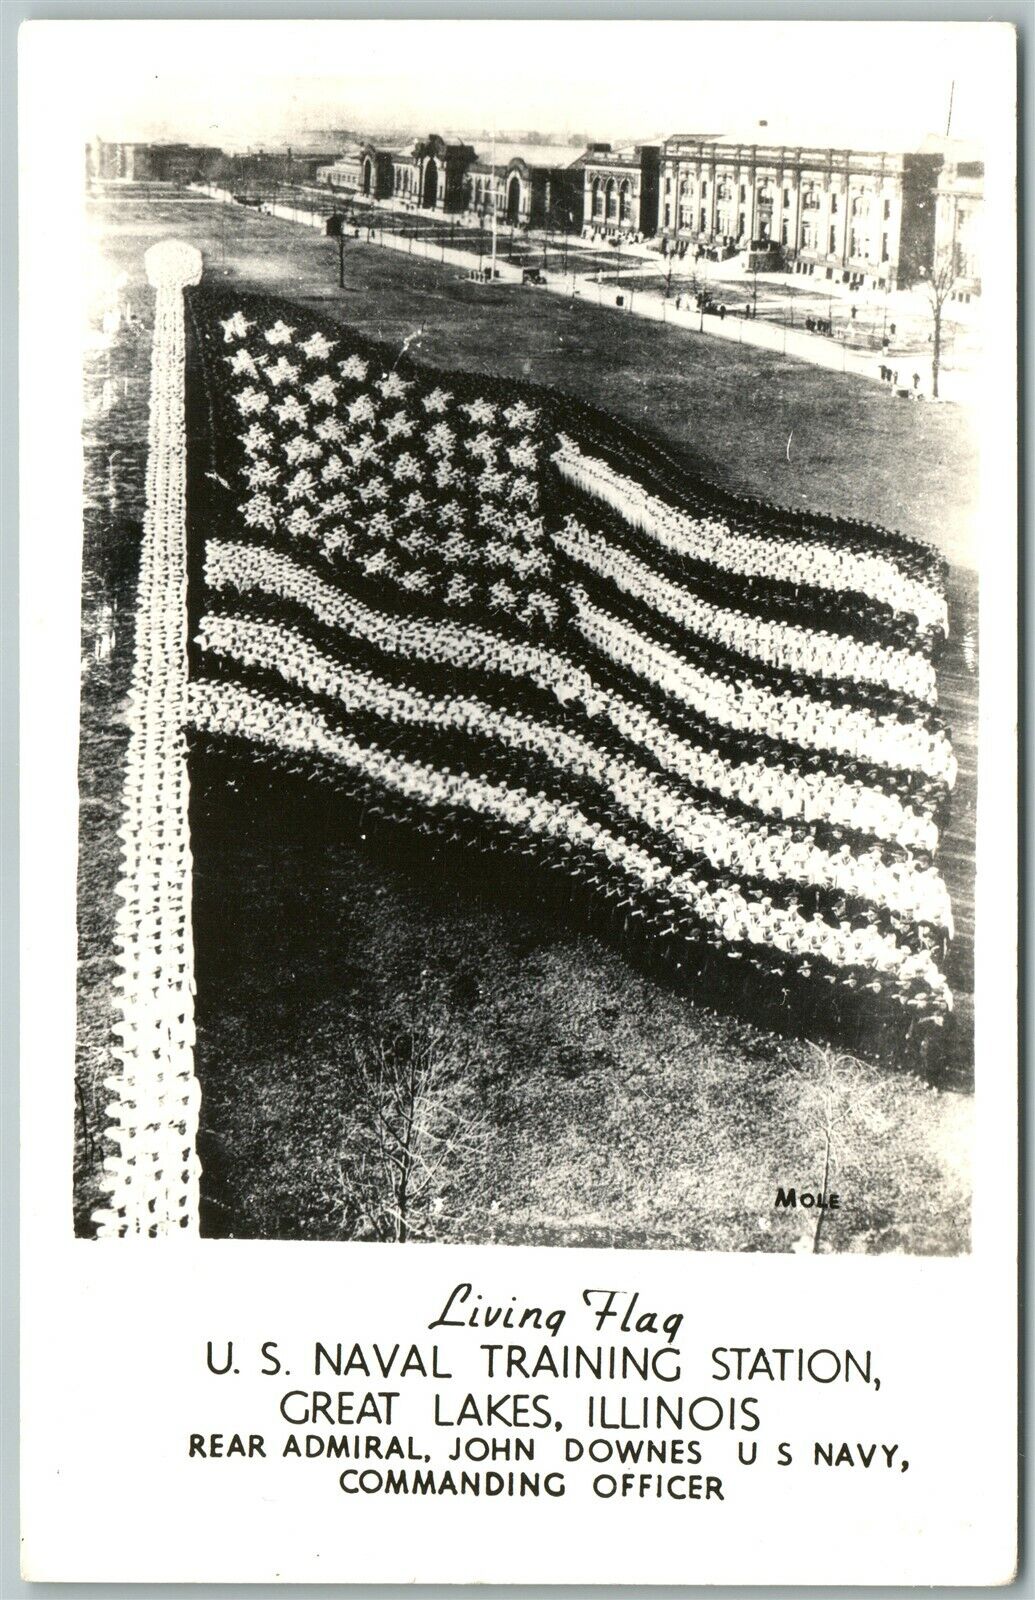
[98, 247, 956, 1234]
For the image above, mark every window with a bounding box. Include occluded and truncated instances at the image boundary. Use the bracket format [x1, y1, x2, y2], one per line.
[701, 180, 707, 199]
[664, 203, 671, 228]
[881, 232, 890, 263]
[801, 220, 814, 250]
[739, 184, 746, 203]
[783, 187, 790, 206]
[738, 211, 746, 238]
[829, 224, 837, 253]
[700, 206, 707, 232]
[829, 192, 838, 214]
[883, 198, 892, 220]
[781, 219, 789, 245]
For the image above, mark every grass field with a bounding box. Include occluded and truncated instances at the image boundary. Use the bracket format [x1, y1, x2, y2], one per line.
[76, 191, 977, 1251]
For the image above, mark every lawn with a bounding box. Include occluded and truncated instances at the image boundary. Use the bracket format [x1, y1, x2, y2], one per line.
[76, 191, 977, 1251]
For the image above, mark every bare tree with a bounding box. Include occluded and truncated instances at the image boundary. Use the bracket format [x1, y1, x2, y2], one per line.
[914, 241, 960, 400]
[339, 1015, 489, 1242]
[793, 1043, 891, 1254]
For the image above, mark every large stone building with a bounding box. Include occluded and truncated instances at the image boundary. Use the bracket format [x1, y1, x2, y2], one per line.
[658, 134, 943, 290]
[933, 149, 983, 299]
[390, 134, 479, 210]
[579, 143, 661, 238]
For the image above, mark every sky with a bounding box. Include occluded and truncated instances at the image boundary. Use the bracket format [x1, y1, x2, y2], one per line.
[60, 20, 1009, 154]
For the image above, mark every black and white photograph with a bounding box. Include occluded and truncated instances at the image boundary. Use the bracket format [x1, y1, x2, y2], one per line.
[15, 16, 1019, 1588]
[71, 21, 990, 1253]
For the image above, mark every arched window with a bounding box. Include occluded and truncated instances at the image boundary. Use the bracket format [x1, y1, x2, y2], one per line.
[592, 176, 603, 217]
[619, 179, 632, 222]
[605, 177, 618, 220]
[506, 172, 522, 225]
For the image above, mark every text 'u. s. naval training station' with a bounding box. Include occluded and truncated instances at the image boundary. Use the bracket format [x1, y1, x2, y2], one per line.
[191, 1283, 909, 1501]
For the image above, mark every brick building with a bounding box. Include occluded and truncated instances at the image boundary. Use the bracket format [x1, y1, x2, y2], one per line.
[579, 143, 661, 238]
[317, 143, 400, 197]
[318, 133, 477, 211]
[460, 142, 585, 229]
[87, 140, 222, 183]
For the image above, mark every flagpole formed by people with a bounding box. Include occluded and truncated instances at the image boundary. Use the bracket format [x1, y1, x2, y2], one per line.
[97, 239, 204, 1238]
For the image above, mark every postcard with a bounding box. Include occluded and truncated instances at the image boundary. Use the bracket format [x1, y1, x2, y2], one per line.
[18, 17, 1018, 1585]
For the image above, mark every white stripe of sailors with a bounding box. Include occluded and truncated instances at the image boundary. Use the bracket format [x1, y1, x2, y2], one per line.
[552, 437, 948, 639]
[554, 518, 938, 705]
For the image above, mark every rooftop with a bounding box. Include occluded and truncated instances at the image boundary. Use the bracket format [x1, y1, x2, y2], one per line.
[469, 140, 584, 171]
[664, 123, 942, 156]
